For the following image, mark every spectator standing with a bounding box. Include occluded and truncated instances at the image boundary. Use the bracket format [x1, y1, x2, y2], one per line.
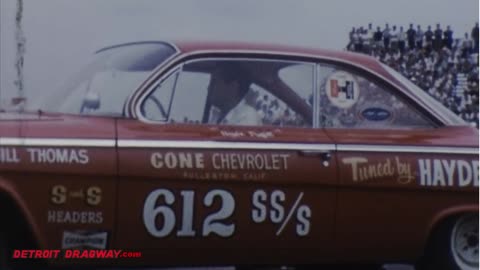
[390, 25, 399, 51]
[416, 25, 424, 49]
[383, 24, 391, 50]
[472, 22, 479, 52]
[365, 23, 375, 53]
[461, 32, 473, 57]
[425, 26, 434, 54]
[407, 23, 416, 50]
[353, 28, 361, 52]
[434, 23, 443, 51]
[373, 26, 383, 50]
[398, 26, 407, 54]
[348, 27, 356, 51]
[358, 27, 365, 52]
[444, 25, 454, 50]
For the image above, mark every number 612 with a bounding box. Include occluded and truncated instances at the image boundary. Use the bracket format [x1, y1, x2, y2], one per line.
[143, 189, 235, 238]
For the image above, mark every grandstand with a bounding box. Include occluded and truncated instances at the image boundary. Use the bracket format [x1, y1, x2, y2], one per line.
[347, 23, 479, 128]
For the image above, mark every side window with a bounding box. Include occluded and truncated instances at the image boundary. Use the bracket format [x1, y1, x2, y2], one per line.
[141, 59, 314, 128]
[317, 64, 434, 129]
[168, 70, 210, 123]
[249, 83, 308, 127]
[143, 68, 210, 123]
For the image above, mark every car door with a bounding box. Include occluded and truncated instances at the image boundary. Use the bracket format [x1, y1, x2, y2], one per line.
[315, 61, 479, 262]
[115, 56, 338, 265]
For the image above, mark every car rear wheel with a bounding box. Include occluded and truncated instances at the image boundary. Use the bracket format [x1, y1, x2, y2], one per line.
[451, 214, 479, 270]
[417, 214, 479, 270]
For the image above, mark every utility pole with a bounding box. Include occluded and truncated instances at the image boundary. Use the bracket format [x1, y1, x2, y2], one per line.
[13, 0, 26, 108]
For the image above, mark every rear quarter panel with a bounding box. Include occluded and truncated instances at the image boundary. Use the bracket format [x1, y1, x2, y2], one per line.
[327, 126, 478, 262]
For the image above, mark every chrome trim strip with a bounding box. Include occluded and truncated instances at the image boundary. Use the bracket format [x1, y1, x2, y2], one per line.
[313, 63, 320, 128]
[0, 137, 115, 147]
[118, 140, 477, 154]
[131, 49, 449, 125]
[337, 144, 478, 154]
[118, 140, 336, 151]
[0, 137, 476, 154]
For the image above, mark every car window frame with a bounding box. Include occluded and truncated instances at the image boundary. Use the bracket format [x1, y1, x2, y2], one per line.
[131, 50, 449, 128]
[140, 66, 183, 122]
[137, 55, 318, 128]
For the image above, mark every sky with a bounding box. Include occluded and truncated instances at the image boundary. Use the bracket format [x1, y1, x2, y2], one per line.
[0, 0, 479, 105]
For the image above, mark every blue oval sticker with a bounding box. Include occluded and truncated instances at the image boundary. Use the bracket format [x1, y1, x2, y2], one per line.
[361, 107, 391, 121]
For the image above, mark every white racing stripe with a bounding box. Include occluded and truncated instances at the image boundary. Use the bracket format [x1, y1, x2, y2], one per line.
[337, 144, 478, 155]
[116, 140, 479, 155]
[118, 140, 335, 151]
[0, 137, 477, 155]
[0, 137, 115, 147]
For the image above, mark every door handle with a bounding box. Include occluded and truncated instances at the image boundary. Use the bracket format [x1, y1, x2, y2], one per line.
[298, 150, 332, 167]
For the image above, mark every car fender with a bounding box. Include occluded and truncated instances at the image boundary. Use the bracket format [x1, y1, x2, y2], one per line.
[425, 204, 478, 244]
[0, 176, 45, 249]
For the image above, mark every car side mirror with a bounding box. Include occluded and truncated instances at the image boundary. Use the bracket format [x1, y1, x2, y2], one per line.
[81, 92, 100, 113]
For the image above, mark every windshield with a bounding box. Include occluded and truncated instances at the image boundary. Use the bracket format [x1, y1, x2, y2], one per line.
[34, 42, 176, 116]
[381, 63, 466, 126]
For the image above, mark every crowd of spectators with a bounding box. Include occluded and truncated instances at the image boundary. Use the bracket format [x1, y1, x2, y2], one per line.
[347, 22, 479, 127]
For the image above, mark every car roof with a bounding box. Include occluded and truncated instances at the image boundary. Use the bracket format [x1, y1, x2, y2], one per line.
[172, 40, 386, 74]
[96, 40, 393, 82]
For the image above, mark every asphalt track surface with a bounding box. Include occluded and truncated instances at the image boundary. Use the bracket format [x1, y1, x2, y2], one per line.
[172, 266, 413, 269]
[16, 263, 417, 269]
[109, 265, 415, 270]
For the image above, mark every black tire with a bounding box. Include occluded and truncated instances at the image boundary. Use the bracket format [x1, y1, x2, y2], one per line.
[0, 230, 9, 270]
[417, 214, 479, 270]
[0, 194, 45, 270]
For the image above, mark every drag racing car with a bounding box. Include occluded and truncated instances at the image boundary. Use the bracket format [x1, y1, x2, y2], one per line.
[0, 40, 478, 270]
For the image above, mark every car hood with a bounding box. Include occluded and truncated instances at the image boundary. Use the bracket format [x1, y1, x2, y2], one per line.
[0, 110, 64, 121]
[0, 110, 116, 139]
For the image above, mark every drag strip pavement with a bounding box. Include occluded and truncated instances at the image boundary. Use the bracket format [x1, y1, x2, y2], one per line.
[105, 265, 414, 270]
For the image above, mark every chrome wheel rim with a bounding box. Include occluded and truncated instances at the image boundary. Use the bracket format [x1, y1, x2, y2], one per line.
[451, 215, 479, 270]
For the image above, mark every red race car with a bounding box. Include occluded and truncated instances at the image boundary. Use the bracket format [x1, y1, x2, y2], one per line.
[0, 41, 478, 270]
